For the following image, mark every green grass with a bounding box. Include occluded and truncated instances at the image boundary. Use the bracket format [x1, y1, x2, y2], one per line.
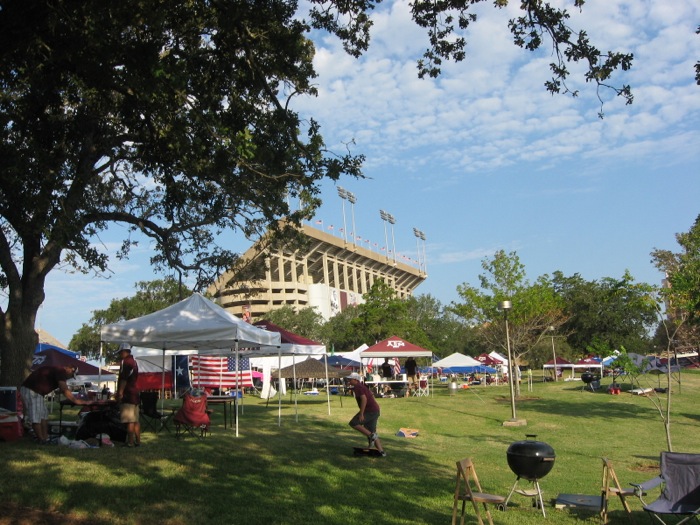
[2, 372, 699, 525]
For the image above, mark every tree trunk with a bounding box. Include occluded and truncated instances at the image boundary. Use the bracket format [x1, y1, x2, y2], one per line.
[0, 296, 42, 386]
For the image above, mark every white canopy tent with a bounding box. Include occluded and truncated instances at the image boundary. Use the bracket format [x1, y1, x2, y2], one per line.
[432, 353, 482, 369]
[100, 293, 281, 436]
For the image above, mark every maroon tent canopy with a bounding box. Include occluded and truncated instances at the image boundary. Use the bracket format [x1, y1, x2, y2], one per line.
[32, 349, 115, 383]
[253, 320, 326, 354]
[360, 336, 432, 358]
[477, 353, 502, 366]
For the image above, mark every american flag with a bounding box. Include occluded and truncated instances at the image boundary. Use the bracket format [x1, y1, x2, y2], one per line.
[189, 355, 253, 388]
[393, 358, 402, 376]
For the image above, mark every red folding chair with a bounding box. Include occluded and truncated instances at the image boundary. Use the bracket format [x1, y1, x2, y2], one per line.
[173, 393, 211, 439]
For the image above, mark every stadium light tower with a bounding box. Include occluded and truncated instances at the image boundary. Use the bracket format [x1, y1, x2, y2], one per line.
[347, 190, 357, 248]
[380, 210, 396, 264]
[413, 228, 426, 273]
[337, 186, 349, 243]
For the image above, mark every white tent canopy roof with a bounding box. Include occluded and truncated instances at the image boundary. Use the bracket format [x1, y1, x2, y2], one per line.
[432, 352, 482, 368]
[100, 293, 280, 352]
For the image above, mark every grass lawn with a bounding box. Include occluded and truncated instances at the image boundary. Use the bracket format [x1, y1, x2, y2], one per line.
[1, 371, 698, 525]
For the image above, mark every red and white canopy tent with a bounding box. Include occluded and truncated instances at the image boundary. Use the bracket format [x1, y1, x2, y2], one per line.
[360, 336, 433, 395]
[542, 356, 604, 380]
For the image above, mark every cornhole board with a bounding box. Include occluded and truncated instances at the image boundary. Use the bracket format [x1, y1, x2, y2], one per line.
[353, 447, 383, 457]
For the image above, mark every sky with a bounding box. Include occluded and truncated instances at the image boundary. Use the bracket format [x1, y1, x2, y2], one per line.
[38, 0, 700, 347]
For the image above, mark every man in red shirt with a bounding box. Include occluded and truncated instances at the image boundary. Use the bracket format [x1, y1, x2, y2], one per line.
[115, 344, 141, 447]
[20, 365, 87, 443]
[347, 372, 386, 456]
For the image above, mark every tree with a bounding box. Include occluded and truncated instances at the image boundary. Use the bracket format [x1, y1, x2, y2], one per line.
[451, 250, 567, 396]
[352, 279, 431, 349]
[0, 1, 362, 384]
[647, 214, 700, 451]
[258, 305, 325, 342]
[406, 294, 482, 358]
[552, 271, 657, 355]
[0, 0, 633, 385]
[69, 278, 191, 358]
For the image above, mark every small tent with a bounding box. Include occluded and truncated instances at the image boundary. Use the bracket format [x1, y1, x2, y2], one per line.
[360, 336, 432, 359]
[32, 349, 116, 384]
[100, 293, 281, 436]
[432, 352, 494, 374]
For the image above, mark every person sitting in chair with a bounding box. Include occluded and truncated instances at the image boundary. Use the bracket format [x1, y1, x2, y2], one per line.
[380, 358, 393, 380]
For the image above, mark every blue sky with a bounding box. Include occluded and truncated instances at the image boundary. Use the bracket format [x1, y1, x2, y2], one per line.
[38, 0, 700, 347]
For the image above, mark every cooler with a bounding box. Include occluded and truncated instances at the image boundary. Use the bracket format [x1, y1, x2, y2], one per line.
[0, 411, 22, 442]
[0, 386, 19, 412]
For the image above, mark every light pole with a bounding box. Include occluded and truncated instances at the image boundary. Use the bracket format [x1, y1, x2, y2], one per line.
[413, 228, 426, 274]
[549, 326, 558, 381]
[380, 210, 391, 262]
[499, 300, 525, 426]
[347, 190, 357, 248]
[386, 212, 396, 264]
[337, 186, 349, 243]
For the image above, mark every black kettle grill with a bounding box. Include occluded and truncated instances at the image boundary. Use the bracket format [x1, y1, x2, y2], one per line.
[504, 435, 556, 517]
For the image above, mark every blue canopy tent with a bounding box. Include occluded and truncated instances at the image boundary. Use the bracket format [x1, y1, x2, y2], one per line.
[441, 365, 497, 375]
[35, 343, 79, 359]
[326, 355, 361, 369]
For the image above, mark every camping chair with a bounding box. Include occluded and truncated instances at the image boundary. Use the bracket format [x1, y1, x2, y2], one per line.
[140, 391, 174, 434]
[601, 457, 635, 524]
[173, 392, 211, 439]
[632, 452, 700, 525]
[452, 457, 506, 525]
[413, 376, 429, 397]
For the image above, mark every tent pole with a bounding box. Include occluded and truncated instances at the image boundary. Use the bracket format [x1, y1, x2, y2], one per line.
[277, 348, 282, 427]
[160, 347, 166, 411]
[324, 353, 331, 415]
[235, 341, 239, 437]
[293, 354, 298, 423]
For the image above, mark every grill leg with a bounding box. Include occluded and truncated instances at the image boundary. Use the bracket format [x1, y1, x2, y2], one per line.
[534, 480, 546, 517]
[504, 478, 520, 508]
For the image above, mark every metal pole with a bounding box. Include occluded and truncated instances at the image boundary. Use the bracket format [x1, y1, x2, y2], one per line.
[505, 313, 517, 420]
[338, 187, 348, 243]
[551, 333, 558, 381]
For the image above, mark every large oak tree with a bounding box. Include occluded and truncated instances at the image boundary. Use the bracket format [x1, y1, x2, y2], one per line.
[0, 0, 633, 385]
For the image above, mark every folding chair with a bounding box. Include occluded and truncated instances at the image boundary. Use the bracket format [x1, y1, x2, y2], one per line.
[173, 393, 211, 439]
[601, 457, 635, 524]
[632, 452, 700, 525]
[413, 376, 429, 397]
[139, 391, 174, 434]
[452, 457, 506, 525]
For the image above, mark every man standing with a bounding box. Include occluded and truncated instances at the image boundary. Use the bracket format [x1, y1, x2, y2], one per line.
[20, 365, 87, 444]
[347, 372, 386, 456]
[115, 344, 141, 447]
[405, 357, 418, 387]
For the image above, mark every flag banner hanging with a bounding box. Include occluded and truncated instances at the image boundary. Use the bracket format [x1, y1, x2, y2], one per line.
[174, 355, 191, 389]
[189, 355, 253, 388]
[393, 358, 402, 376]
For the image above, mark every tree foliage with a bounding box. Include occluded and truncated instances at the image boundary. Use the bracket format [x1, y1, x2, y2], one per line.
[451, 250, 568, 395]
[552, 270, 657, 355]
[257, 305, 325, 342]
[68, 278, 191, 358]
[0, 0, 634, 385]
[0, 0, 362, 384]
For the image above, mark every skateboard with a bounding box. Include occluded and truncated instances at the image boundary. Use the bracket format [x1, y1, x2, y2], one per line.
[353, 446, 384, 457]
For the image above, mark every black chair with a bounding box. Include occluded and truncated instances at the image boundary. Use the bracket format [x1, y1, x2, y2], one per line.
[633, 452, 700, 525]
[140, 391, 174, 434]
